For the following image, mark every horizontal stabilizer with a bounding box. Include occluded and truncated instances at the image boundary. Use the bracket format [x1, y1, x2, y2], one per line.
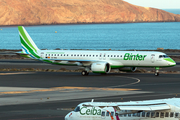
[15, 51, 30, 56]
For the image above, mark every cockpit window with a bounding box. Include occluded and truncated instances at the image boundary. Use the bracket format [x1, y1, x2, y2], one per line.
[74, 106, 80, 112]
[159, 55, 169, 58]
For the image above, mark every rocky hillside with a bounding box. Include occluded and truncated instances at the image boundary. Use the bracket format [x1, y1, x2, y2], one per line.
[0, 0, 180, 26]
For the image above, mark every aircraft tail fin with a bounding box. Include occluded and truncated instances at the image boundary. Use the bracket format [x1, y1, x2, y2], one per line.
[18, 26, 40, 59]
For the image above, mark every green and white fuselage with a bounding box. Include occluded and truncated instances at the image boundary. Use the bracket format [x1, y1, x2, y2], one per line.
[18, 26, 176, 76]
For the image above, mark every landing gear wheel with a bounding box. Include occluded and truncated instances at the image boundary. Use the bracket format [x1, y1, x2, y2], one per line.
[155, 72, 159, 76]
[81, 71, 89, 76]
[81, 71, 86, 76]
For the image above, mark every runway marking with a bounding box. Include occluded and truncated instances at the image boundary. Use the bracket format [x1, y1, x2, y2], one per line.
[0, 72, 34, 75]
[0, 86, 140, 95]
[108, 76, 141, 88]
[9, 115, 63, 120]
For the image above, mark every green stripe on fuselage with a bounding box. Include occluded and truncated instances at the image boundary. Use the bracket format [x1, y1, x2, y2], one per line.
[92, 71, 106, 73]
[111, 65, 124, 69]
[164, 58, 176, 63]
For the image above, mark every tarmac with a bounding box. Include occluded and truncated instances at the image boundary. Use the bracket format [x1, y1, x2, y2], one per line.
[0, 71, 180, 120]
[0, 57, 180, 120]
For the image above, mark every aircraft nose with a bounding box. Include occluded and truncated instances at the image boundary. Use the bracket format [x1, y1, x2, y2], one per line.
[65, 112, 73, 120]
[65, 114, 68, 120]
[164, 58, 176, 66]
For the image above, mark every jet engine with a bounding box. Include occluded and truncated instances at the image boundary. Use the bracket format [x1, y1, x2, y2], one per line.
[91, 62, 111, 73]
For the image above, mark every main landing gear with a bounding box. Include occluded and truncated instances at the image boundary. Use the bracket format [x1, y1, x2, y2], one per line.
[81, 67, 90, 76]
[155, 67, 159, 76]
[81, 70, 89, 76]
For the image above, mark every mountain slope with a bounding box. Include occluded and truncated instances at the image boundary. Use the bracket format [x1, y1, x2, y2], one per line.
[0, 0, 180, 25]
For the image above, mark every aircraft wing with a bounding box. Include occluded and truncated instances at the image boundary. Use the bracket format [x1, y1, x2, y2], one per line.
[117, 103, 170, 111]
[83, 103, 170, 112]
[44, 58, 99, 63]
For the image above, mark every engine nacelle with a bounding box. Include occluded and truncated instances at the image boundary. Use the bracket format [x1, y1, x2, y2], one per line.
[91, 62, 111, 73]
[119, 67, 137, 72]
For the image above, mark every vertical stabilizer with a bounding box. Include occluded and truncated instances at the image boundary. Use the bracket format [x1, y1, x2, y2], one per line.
[18, 26, 40, 59]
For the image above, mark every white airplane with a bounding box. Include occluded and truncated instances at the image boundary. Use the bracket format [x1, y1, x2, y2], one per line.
[17, 26, 176, 76]
[65, 98, 180, 120]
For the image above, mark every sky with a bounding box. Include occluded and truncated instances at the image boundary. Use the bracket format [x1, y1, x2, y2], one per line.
[123, 0, 180, 9]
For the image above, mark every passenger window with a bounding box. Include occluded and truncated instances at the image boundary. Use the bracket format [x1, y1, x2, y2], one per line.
[117, 55, 119, 57]
[137, 113, 140, 117]
[46, 54, 47, 56]
[57, 54, 59, 56]
[74, 54, 76, 56]
[101, 111, 105, 116]
[111, 55, 113, 57]
[175, 113, 179, 118]
[100, 55, 101, 57]
[156, 112, 159, 117]
[93, 55, 94, 57]
[142, 112, 145, 117]
[104, 55, 105, 57]
[96, 55, 98, 57]
[89, 55, 91, 57]
[71, 54, 73, 56]
[165, 112, 169, 117]
[170, 112, 174, 117]
[151, 112, 155, 118]
[86, 55, 88, 57]
[133, 113, 137, 117]
[160, 112, 164, 118]
[77, 54, 79, 56]
[108, 55, 109, 57]
[128, 114, 131, 117]
[67, 54, 68, 56]
[146, 112, 150, 117]
[61, 54, 63, 56]
[83, 55, 85, 57]
[54, 54, 56, 56]
[114, 55, 116, 57]
[64, 54, 65, 56]
[106, 111, 109, 116]
[52, 54, 53, 56]
[111, 112, 114, 116]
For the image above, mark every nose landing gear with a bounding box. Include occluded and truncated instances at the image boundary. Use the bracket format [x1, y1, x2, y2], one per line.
[155, 67, 159, 76]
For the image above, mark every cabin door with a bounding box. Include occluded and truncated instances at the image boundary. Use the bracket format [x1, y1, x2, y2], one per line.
[40, 52, 45, 59]
[151, 54, 155, 63]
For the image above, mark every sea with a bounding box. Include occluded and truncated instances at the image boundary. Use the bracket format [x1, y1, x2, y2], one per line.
[0, 9, 180, 50]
